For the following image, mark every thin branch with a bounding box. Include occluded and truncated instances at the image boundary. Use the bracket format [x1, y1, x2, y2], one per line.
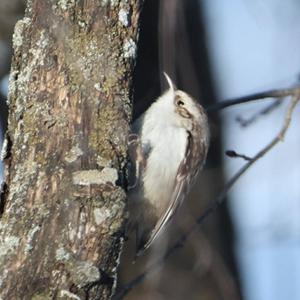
[235, 99, 282, 127]
[114, 93, 300, 300]
[206, 86, 299, 112]
[225, 150, 252, 161]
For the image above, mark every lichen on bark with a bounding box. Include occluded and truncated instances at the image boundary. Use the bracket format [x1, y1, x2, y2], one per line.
[0, 0, 142, 299]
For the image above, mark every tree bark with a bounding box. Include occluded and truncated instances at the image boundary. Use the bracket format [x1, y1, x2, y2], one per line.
[0, 0, 142, 299]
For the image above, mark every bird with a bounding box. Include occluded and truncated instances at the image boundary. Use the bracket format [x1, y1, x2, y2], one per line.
[127, 73, 209, 256]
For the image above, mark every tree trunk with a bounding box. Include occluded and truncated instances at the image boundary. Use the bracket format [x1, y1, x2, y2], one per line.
[0, 0, 142, 299]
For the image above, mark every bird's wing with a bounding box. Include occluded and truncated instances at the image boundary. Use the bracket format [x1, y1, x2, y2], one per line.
[140, 131, 207, 254]
[128, 133, 147, 190]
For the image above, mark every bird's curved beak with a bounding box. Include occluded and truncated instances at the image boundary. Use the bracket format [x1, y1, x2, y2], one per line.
[163, 72, 176, 96]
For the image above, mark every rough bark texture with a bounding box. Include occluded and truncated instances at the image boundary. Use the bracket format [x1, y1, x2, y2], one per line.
[0, 0, 142, 299]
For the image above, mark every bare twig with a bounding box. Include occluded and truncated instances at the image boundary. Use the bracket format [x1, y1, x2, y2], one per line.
[225, 150, 252, 161]
[206, 86, 298, 112]
[114, 92, 300, 300]
[235, 99, 281, 127]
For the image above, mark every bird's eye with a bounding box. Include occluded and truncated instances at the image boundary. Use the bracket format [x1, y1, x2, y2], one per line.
[176, 99, 185, 107]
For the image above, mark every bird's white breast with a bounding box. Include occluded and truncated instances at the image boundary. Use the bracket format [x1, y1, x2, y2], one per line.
[141, 121, 187, 212]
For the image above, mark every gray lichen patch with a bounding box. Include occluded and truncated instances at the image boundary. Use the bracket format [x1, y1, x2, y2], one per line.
[36, 30, 50, 50]
[65, 145, 83, 163]
[56, 0, 76, 11]
[66, 36, 106, 85]
[100, 0, 118, 7]
[100, 0, 110, 6]
[96, 156, 112, 168]
[9, 17, 32, 105]
[7, 70, 18, 105]
[118, 8, 130, 27]
[24, 225, 41, 254]
[93, 208, 111, 225]
[72, 168, 118, 186]
[123, 38, 137, 58]
[59, 290, 82, 300]
[0, 268, 8, 289]
[8, 160, 38, 213]
[0, 235, 20, 264]
[12, 17, 32, 51]
[110, 0, 118, 6]
[94, 83, 101, 92]
[72, 261, 101, 288]
[78, 20, 87, 28]
[12, 28, 50, 107]
[56, 246, 71, 261]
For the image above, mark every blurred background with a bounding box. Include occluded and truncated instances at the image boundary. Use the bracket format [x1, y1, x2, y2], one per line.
[0, 0, 25, 180]
[1, 1, 300, 300]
